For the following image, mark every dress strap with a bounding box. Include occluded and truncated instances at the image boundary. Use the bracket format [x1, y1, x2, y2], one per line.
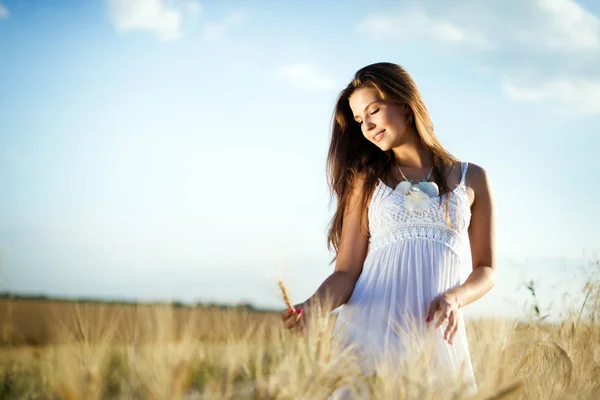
[460, 162, 469, 186]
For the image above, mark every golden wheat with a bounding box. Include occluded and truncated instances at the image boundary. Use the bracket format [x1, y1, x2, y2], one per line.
[277, 279, 296, 313]
[1, 276, 599, 400]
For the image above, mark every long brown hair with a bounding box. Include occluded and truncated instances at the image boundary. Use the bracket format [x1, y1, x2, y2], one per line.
[326, 62, 457, 262]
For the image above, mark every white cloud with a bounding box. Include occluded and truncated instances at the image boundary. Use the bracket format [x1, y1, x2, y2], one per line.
[107, 0, 201, 41]
[279, 63, 335, 91]
[356, 9, 492, 49]
[533, 0, 600, 52]
[503, 77, 600, 116]
[503, 0, 600, 115]
[0, 2, 8, 19]
[202, 11, 244, 43]
[357, 0, 600, 116]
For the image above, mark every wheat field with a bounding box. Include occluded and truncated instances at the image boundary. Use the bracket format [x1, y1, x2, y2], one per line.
[1, 267, 599, 399]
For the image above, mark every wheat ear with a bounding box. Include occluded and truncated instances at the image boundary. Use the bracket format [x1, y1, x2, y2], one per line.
[277, 280, 296, 313]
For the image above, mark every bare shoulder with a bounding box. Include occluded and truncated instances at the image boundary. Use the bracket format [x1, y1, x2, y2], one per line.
[465, 162, 492, 207]
[465, 162, 488, 186]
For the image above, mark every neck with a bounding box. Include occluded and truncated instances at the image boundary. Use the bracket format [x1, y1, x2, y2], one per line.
[391, 132, 433, 168]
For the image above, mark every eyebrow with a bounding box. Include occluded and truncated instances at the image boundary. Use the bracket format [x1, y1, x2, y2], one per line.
[353, 101, 380, 121]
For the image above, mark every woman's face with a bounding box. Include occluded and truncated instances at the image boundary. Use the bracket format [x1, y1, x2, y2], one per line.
[349, 87, 411, 151]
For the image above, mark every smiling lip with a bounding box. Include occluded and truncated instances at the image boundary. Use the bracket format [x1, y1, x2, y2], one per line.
[373, 130, 385, 142]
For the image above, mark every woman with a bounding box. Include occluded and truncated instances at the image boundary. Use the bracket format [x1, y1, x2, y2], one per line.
[281, 62, 496, 395]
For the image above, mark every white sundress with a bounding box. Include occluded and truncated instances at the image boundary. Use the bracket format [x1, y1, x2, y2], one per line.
[331, 161, 477, 396]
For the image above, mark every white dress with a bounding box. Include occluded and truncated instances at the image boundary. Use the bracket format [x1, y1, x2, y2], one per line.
[331, 161, 477, 396]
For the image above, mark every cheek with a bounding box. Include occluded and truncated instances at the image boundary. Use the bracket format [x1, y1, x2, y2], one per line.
[379, 110, 396, 127]
[388, 112, 408, 131]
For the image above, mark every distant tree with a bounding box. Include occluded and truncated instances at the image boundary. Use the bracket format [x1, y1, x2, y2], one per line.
[171, 301, 186, 308]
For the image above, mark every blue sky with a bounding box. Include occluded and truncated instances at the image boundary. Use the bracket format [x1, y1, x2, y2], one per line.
[0, 0, 599, 321]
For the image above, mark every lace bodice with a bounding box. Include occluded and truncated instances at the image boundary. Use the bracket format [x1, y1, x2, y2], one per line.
[367, 162, 471, 255]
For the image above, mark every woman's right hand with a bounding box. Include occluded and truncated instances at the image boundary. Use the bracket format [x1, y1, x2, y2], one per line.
[280, 303, 307, 333]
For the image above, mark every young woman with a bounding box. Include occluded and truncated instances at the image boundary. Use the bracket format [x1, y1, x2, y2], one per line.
[281, 62, 496, 394]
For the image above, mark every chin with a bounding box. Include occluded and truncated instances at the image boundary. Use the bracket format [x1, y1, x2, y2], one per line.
[377, 141, 393, 152]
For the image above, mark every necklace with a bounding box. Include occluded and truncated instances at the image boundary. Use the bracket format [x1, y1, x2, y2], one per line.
[396, 164, 434, 183]
[394, 163, 440, 208]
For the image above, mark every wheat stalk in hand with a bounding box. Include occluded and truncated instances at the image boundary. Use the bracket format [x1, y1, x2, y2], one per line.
[277, 280, 296, 313]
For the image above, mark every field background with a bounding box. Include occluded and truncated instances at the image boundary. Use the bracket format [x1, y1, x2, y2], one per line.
[1, 264, 600, 400]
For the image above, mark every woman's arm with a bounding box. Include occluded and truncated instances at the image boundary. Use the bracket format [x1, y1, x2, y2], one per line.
[281, 174, 370, 328]
[426, 163, 497, 344]
[449, 163, 497, 308]
[305, 173, 370, 312]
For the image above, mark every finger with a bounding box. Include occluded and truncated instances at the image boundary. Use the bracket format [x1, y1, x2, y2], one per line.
[285, 317, 299, 330]
[284, 313, 299, 330]
[435, 307, 450, 329]
[295, 308, 304, 322]
[449, 315, 460, 344]
[284, 308, 304, 330]
[281, 307, 296, 321]
[425, 299, 439, 323]
[444, 311, 455, 341]
[448, 327, 458, 345]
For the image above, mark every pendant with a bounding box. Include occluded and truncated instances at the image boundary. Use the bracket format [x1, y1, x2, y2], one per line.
[395, 181, 412, 195]
[394, 181, 439, 198]
[418, 181, 439, 198]
[404, 186, 430, 212]
[394, 182, 432, 212]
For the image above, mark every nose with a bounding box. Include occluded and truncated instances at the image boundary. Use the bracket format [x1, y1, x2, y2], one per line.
[363, 116, 376, 132]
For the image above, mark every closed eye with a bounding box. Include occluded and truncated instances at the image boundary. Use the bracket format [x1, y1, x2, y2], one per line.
[356, 108, 380, 125]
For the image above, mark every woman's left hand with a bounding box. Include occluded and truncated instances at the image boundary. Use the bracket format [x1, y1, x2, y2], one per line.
[425, 292, 461, 345]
